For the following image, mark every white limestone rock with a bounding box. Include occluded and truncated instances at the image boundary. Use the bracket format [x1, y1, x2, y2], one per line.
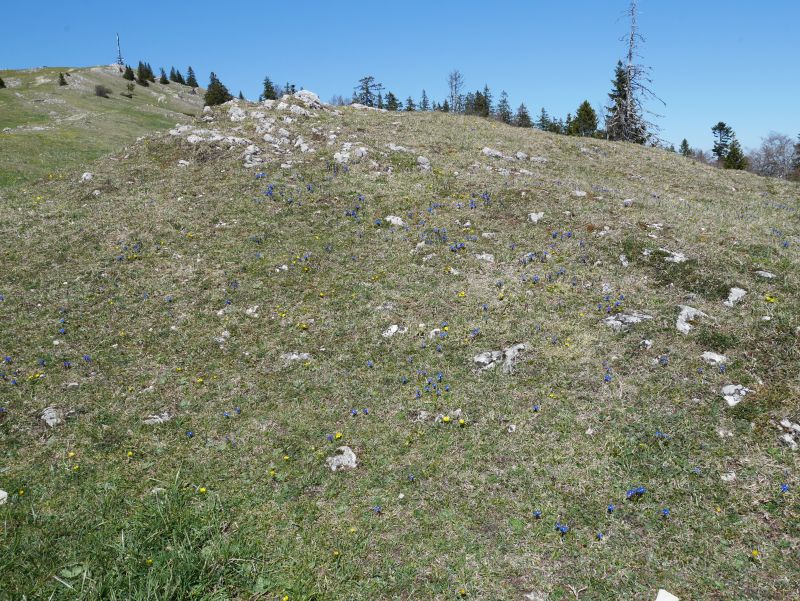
[528, 212, 544, 224]
[676, 305, 707, 334]
[143, 413, 172, 425]
[721, 384, 751, 407]
[723, 287, 747, 307]
[603, 311, 653, 331]
[385, 215, 405, 227]
[326, 446, 357, 471]
[701, 351, 728, 365]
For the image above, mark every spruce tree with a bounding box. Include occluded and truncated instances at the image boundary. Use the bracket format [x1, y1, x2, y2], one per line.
[420, 89, 429, 111]
[385, 92, 400, 111]
[123, 65, 135, 81]
[204, 72, 233, 106]
[405, 96, 416, 111]
[238, 90, 245, 100]
[496, 91, 512, 124]
[679, 139, 692, 157]
[482, 85, 493, 116]
[145, 63, 155, 82]
[159, 68, 169, 84]
[442, 99, 450, 112]
[568, 101, 598, 136]
[723, 137, 748, 170]
[0, 77, 5, 89]
[376, 92, 383, 109]
[169, 67, 177, 82]
[186, 66, 198, 88]
[354, 75, 383, 107]
[136, 62, 150, 86]
[514, 103, 532, 128]
[605, 60, 647, 143]
[58, 73, 68, 86]
[536, 108, 551, 131]
[711, 122, 733, 162]
[262, 76, 277, 100]
[175, 69, 185, 85]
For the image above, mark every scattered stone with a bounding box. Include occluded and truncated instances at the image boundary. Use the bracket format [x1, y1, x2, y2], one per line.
[474, 344, 525, 373]
[655, 589, 679, 601]
[326, 446, 357, 471]
[660, 248, 687, 263]
[473, 350, 503, 369]
[228, 104, 247, 122]
[382, 324, 407, 338]
[482, 147, 505, 158]
[640, 339, 653, 349]
[41, 407, 63, 427]
[475, 253, 495, 263]
[246, 305, 259, 317]
[721, 384, 751, 407]
[676, 305, 707, 334]
[720, 472, 736, 482]
[619, 254, 629, 267]
[502, 343, 525, 374]
[385, 215, 405, 227]
[282, 351, 312, 363]
[723, 287, 747, 308]
[623, 198, 634, 207]
[177, 159, 190, 167]
[293, 90, 322, 108]
[779, 418, 800, 434]
[387, 142, 409, 152]
[603, 311, 653, 331]
[417, 156, 431, 171]
[0, 490, 7, 505]
[573, 190, 587, 197]
[507, 424, 517, 434]
[353, 146, 368, 158]
[779, 433, 798, 451]
[528, 212, 544, 224]
[515, 151, 528, 160]
[143, 413, 172, 425]
[334, 151, 350, 164]
[755, 270, 775, 279]
[701, 351, 728, 365]
[80, 172, 93, 182]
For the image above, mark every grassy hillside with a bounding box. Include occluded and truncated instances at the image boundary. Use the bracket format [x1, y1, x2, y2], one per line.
[0, 94, 798, 600]
[0, 64, 204, 188]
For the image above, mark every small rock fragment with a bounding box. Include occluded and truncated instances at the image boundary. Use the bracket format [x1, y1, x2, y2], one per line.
[143, 413, 171, 425]
[326, 446, 357, 471]
[701, 351, 728, 365]
[528, 212, 544, 224]
[384, 215, 405, 227]
[41, 407, 63, 427]
[723, 287, 747, 307]
[755, 270, 775, 279]
[282, 352, 311, 362]
[676, 305, 707, 334]
[603, 311, 653, 331]
[721, 384, 751, 407]
[655, 590, 679, 601]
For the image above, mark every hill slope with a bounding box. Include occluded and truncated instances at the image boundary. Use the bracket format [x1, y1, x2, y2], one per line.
[0, 94, 798, 600]
[0, 64, 204, 188]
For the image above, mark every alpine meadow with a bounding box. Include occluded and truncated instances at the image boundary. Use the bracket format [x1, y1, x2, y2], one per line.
[1, 2, 798, 600]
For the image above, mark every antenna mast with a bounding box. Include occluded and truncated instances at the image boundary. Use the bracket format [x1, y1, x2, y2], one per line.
[116, 33, 124, 66]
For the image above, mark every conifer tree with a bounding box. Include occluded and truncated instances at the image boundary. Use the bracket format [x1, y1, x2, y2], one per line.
[385, 92, 400, 111]
[679, 138, 692, 157]
[723, 137, 748, 170]
[123, 65, 135, 81]
[605, 60, 646, 143]
[238, 90, 245, 100]
[186, 66, 198, 88]
[482, 84, 493, 116]
[354, 75, 383, 107]
[711, 122, 733, 162]
[159, 68, 169, 84]
[145, 63, 155, 82]
[496, 91, 512, 124]
[567, 100, 598, 136]
[136, 62, 150, 86]
[376, 92, 383, 109]
[204, 72, 233, 106]
[536, 107, 551, 131]
[420, 89, 429, 111]
[58, 73, 68, 86]
[514, 103, 532, 128]
[261, 76, 278, 100]
[442, 99, 450, 112]
[175, 69, 185, 85]
[0, 76, 6, 89]
[405, 96, 416, 111]
[169, 67, 177, 82]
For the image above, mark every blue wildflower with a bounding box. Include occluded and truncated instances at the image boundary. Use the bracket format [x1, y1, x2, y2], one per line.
[533, 510, 542, 519]
[780, 483, 790, 493]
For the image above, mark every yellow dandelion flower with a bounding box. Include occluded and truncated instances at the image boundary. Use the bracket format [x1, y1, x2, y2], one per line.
[127, 451, 134, 458]
[458, 419, 466, 427]
[335, 432, 343, 440]
[146, 558, 153, 566]
[442, 415, 451, 423]
[199, 487, 207, 494]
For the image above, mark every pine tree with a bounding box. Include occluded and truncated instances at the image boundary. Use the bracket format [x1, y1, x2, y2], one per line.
[723, 137, 748, 170]
[136, 62, 150, 86]
[420, 89, 429, 111]
[58, 73, 68, 86]
[385, 92, 400, 111]
[536, 108, 551, 131]
[567, 101, 598, 136]
[204, 72, 233, 106]
[261, 76, 277, 100]
[0, 77, 5, 89]
[405, 96, 416, 111]
[482, 85, 493, 116]
[496, 91, 512, 124]
[238, 90, 245, 100]
[442, 99, 450, 112]
[514, 103, 532, 128]
[463, 92, 476, 115]
[159, 68, 169, 84]
[144, 63, 155, 82]
[123, 65, 135, 81]
[605, 60, 647, 143]
[376, 92, 383, 109]
[679, 139, 692, 157]
[354, 75, 383, 107]
[169, 67, 177, 82]
[175, 69, 185, 85]
[186, 66, 198, 88]
[711, 122, 733, 162]
[473, 90, 490, 118]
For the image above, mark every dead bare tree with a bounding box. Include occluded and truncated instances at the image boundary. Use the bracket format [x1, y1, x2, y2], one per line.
[606, 0, 664, 144]
[448, 69, 464, 114]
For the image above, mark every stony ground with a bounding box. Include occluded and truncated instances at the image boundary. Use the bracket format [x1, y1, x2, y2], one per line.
[0, 91, 798, 600]
[0, 64, 204, 188]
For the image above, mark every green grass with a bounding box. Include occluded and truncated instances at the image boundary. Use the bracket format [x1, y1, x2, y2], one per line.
[0, 96, 798, 600]
[0, 65, 204, 188]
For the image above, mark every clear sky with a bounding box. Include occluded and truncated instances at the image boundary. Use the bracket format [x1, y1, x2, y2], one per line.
[3, 0, 798, 150]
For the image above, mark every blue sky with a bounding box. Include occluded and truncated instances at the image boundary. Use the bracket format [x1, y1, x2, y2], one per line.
[3, 0, 798, 150]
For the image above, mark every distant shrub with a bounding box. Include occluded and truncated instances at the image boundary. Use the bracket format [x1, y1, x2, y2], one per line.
[58, 73, 67, 86]
[0, 76, 5, 89]
[94, 85, 112, 98]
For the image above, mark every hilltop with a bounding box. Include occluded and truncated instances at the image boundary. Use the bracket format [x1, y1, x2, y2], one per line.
[0, 92, 798, 600]
[0, 64, 204, 188]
